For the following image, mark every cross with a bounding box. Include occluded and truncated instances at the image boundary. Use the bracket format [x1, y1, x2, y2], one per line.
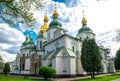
[82, 10, 85, 17]
[45, 9, 47, 15]
[55, 3, 57, 10]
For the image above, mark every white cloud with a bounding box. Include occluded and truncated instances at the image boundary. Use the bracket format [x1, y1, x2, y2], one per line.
[0, 51, 16, 62]
[0, 23, 24, 62]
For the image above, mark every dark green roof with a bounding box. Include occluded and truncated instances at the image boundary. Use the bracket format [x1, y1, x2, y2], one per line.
[43, 50, 54, 60]
[78, 24, 93, 34]
[49, 18, 62, 28]
[52, 47, 76, 58]
[26, 40, 36, 49]
[52, 47, 64, 58]
[37, 33, 46, 39]
[28, 40, 35, 45]
[26, 46, 36, 49]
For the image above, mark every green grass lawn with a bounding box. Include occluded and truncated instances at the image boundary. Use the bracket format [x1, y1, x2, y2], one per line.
[0, 74, 52, 81]
[73, 74, 120, 81]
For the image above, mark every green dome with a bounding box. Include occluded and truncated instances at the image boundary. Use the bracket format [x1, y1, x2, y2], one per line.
[49, 18, 62, 28]
[37, 33, 46, 39]
[26, 45, 36, 49]
[28, 40, 35, 45]
[78, 24, 93, 34]
[27, 40, 36, 49]
[22, 40, 28, 46]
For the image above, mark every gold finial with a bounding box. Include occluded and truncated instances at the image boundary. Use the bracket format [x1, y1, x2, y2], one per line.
[53, 3, 59, 18]
[26, 34, 28, 40]
[55, 3, 57, 10]
[44, 9, 49, 22]
[81, 10, 87, 25]
[82, 10, 85, 17]
[30, 37, 33, 41]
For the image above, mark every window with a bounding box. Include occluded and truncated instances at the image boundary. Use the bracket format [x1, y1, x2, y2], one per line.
[40, 41, 42, 49]
[86, 36, 89, 39]
[72, 46, 74, 52]
[37, 41, 39, 49]
[27, 53, 29, 56]
[48, 33, 50, 40]
[54, 29, 61, 38]
[80, 37, 82, 40]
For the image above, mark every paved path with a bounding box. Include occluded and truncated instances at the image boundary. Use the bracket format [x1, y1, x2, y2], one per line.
[52, 74, 111, 81]
[112, 78, 120, 81]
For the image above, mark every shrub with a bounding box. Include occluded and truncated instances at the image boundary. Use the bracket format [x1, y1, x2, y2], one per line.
[3, 63, 10, 76]
[39, 66, 56, 80]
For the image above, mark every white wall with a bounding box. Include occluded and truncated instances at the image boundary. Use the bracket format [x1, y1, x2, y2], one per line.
[70, 57, 76, 74]
[55, 56, 71, 75]
[44, 36, 66, 56]
[77, 32, 95, 41]
[47, 28, 64, 41]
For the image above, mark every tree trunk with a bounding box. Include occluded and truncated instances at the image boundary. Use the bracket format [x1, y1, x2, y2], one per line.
[5, 73, 7, 77]
[90, 72, 93, 78]
[92, 71, 95, 78]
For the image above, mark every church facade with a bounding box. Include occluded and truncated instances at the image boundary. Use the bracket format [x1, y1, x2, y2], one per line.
[10, 6, 115, 77]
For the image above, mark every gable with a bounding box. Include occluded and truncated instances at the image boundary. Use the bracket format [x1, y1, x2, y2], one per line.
[52, 47, 76, 58]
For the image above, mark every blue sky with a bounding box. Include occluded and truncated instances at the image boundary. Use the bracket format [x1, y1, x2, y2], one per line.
[0, 0, 120, 62]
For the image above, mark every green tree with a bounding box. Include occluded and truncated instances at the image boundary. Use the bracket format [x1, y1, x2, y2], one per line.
[0, 0, 46, 26]
[3, 63, 10, 76]
[114, 49, 120, 71]
[39, 66, 56, 80]
[81, 39, 103, 78]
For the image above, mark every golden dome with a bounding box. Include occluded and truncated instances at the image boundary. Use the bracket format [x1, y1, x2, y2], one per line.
[40, 26, 44, 33]
[40, 13, 49, 33]
[44, 15, 49, 22]
[53, 10, 59, 18]
[40, 23, 49, 33]
[81, 17, 87, 25]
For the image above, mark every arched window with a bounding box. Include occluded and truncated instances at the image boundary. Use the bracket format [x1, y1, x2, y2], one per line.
[48, 33, 50, 40]
[72, 46, 75, 52]
[40, 41, 42, 49]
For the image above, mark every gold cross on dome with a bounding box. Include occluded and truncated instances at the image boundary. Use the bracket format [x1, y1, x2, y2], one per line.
[55, 3, 57, 10]
[82, 10, 85, 17]
[45, 9, 47, 15]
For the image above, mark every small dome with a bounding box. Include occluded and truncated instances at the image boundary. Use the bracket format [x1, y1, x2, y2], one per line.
[78, 24, 93, 34]
[49, 18, 62, 28]
[22, 34, 29, 46]
[28, 41, 35, 45]
[22, 40, 28, 46]
[28, 37, 35, 45]
[27, 38, 36, 49]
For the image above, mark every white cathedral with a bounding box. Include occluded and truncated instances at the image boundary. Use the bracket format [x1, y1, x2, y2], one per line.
[10, 6, 115, 77]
